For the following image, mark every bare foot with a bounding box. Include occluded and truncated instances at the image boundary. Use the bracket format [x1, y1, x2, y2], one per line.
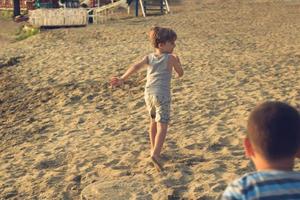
[150, 156, 163, 172]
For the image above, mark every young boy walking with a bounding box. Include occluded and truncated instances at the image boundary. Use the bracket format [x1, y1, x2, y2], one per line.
[111, 26, 184, 171]
[222, 101, 300, 199]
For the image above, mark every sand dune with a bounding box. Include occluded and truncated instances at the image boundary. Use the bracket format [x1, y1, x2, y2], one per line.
[1, 0, 300, 199]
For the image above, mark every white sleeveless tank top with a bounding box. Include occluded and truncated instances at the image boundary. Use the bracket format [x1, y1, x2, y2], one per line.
[145, 53, 172, 97]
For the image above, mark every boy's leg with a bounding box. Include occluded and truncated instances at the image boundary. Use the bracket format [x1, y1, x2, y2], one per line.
[151, 122, 168, 158]
[151, 122, 168, 171]
[148, 94, 170, 171]
[149, 118, 157, 152]
[145, 93, 157, 153]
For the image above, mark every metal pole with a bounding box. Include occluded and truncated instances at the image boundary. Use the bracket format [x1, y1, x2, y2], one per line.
[13, 0, 21, 17]
[135, 0, 138, 16]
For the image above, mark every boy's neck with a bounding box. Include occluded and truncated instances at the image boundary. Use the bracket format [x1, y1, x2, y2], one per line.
[155, 49, 167, 55]
[253, 156, 295, 171]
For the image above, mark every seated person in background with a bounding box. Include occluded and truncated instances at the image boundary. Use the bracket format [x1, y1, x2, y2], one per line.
[222, 101, 300, 200]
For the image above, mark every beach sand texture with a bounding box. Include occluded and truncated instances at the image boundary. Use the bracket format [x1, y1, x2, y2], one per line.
[1, 0, 300, 199]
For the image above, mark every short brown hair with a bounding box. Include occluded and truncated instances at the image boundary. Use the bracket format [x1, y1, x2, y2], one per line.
[247, 101, 300, 161]
[149, 26, 177, 48]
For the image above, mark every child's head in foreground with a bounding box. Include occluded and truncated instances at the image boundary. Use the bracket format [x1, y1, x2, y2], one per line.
[149, 26, 177, 53]
[245, 101, 300, 169]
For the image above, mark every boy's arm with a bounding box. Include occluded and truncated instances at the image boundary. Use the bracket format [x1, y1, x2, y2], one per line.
[111, 56, 148, 86]
[121, 56, 148, 81]
[169, 54, 184, 78]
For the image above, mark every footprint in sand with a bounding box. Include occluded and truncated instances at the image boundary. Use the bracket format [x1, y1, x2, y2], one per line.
[183, 143, 204, 150]
[69, 95, 81, 104]
[207, 142, 223, 152]
[2, 190, 18, 199]
[103, 159, 120, 167]
[35, 159, 62, 170]
[86, 94, 98, 101]
[178, 156, 205, 167]
[37, 124, 53, 134]
[78, 117, 85, 124]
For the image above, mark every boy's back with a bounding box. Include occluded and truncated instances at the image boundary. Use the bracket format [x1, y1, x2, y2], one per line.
[222, 170, 300, 200]
[222, 101, 300, 200]
[145, 53, 172, 96]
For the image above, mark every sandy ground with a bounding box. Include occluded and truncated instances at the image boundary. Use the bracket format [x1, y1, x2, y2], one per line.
[0, 19, 22, 44]
[1, 0, 300, 199]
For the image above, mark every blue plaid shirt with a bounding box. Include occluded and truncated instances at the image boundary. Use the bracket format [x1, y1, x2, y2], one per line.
[222, 170, 300, 200]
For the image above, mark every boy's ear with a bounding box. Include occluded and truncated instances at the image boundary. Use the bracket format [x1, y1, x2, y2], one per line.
[244, 137, 255, 158]
[158, 42, 165, 48]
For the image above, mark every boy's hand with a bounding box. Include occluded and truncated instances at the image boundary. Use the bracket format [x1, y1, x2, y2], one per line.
[110, 77, 124, 87]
